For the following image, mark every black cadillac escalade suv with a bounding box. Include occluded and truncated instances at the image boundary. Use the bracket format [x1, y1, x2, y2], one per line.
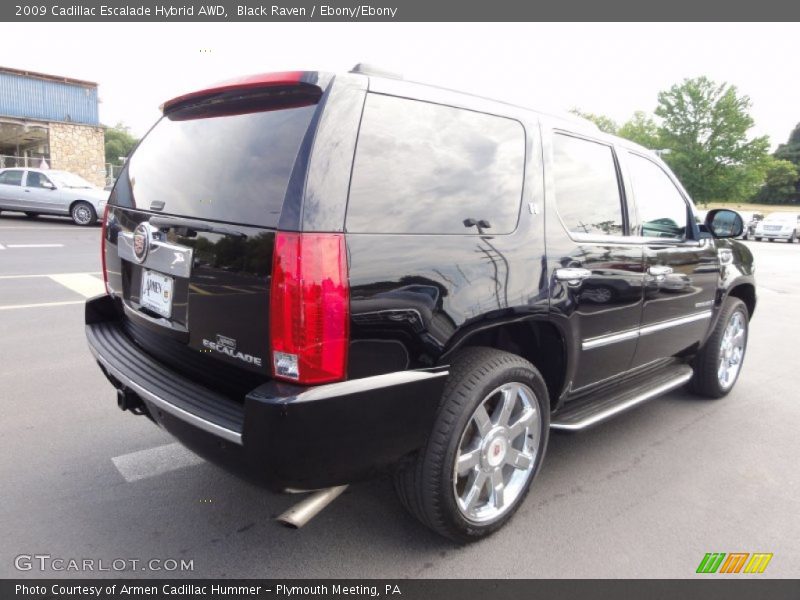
[86, 66, 755, 541]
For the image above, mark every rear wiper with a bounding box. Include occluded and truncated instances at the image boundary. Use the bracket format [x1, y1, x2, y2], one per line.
[148, 215, 248, 238]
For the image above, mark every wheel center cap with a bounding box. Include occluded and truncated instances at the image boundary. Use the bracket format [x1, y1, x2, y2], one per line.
[485, 437, 507, 468]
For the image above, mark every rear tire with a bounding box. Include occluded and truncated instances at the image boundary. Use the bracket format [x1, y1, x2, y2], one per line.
[70, 201, 96, 226]
[394, 347, 549, 542]
[690, 297, 748, 399]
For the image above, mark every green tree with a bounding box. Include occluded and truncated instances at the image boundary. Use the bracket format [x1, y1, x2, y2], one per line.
[104, 122, 138, 165]
[764, 159, 798, 188]
[569, 108, 618, 134]
[774, 122, 800, 166]
[618, 111, 660, 149]
[752, 158, 799, 204]
[773, 122, 800, 201]
[655, 76, 769, 204]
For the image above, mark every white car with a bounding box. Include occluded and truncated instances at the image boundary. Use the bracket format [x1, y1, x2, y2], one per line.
[753, 212, 800, 243]
[0, 167, 108, 225]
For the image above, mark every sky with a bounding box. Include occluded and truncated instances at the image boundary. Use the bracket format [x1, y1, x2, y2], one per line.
[0, 23, 797, 149]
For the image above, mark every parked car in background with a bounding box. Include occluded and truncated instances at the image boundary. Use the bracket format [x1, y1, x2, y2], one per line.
[753, 212, 800, 242]
[0, 167, 108, 225]
[741, 212, 763, 240]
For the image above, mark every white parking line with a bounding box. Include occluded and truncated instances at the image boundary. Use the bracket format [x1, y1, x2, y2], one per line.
[48, 273, 105, 298]
[111, 442, 205, 483]
[0, 300, 85, 311]
[5, 243, 64, 248]
[0, 226, 84, 231]
[0, 271, 101, 280]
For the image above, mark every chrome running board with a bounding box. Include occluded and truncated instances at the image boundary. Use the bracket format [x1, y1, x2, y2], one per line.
[551, 364, 693, 431]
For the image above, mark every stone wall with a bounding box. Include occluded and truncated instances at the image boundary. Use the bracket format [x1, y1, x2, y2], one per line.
[48, 122, 105, 187]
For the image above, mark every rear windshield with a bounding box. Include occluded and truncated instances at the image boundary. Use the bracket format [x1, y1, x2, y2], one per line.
[113, 96, 317, 227]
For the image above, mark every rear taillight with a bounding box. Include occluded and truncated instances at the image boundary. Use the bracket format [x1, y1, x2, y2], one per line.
[269, 232, 349, 385]
[101, 204, 110, 295]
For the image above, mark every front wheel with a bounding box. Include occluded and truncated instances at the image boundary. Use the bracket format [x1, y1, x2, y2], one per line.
[690, 297, 749, 398]
[70, 201, 96, 226]
[394, 347, 549, 542]
[754, 237, 762, 242]
[24, 212, 39, 218]
[788, 231, 796, 243]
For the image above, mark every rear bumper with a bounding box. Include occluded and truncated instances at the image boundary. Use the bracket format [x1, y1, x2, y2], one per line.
[85, 294, 448, 491]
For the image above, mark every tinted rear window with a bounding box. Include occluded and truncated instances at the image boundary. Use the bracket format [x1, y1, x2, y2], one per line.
[346, 94, 525, 234]
[115, 98, 317, 227]
[552, 133, 624, 237]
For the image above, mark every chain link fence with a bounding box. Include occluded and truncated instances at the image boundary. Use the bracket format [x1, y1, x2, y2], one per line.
[0, 154, 52, 169]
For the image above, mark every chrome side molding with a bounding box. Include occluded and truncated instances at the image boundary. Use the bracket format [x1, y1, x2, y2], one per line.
[582, 311, 712, 351]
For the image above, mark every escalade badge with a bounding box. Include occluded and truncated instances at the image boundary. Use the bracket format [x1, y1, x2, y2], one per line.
[202, 335, 263, 367]
[132, 223, 151, 263]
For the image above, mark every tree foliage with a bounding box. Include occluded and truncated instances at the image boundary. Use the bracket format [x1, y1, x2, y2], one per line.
[654, 76, 770, 204]
[771, 122, 800, 202]
[104, 123, 138, 165]
[569, 108, 618, 134]
[618, 111, 660, 149]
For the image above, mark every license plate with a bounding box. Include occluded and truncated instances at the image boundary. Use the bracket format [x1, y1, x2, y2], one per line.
[140, 269, 174, 318]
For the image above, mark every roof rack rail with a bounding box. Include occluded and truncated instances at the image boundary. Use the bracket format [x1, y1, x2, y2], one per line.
[349, 63, 403, 80]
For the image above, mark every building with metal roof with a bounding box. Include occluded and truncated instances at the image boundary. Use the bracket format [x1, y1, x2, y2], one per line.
[0, 66, 105, 186]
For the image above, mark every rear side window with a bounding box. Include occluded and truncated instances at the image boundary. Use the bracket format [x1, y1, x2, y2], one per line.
[626, 153, 688, 240]
[346, 94, 525, 234]
[117, 95, 317, 227]
[552, 134, 624, 237]
[0, 170, 23, 186]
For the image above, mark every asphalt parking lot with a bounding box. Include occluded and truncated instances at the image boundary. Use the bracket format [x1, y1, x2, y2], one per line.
[1, 213, 798, 579]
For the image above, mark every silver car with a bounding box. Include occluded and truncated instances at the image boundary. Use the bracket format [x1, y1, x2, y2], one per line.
[0, 167, 108, 226]
[753, 212, 800, 243]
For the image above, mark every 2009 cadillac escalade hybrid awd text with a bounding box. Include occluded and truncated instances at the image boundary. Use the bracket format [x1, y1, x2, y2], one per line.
[86, 67, 755, 541]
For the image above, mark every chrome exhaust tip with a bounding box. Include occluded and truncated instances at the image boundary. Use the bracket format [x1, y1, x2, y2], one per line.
[276, 485, 348, 529]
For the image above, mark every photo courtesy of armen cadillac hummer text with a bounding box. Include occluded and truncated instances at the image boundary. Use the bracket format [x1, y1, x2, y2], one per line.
[85, 65, 755, 542]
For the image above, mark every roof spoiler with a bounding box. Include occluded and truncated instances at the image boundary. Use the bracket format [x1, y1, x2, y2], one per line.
[160, 71, 327, 113]
[349, 63, 403, 80]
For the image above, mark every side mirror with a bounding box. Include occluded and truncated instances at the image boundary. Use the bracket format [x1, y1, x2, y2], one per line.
[42, 181, 56, 190]
[705, 209, 743, 239]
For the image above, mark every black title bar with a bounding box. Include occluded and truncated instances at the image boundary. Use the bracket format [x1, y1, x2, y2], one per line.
[4, 579, 800, 600]
[3, 0, 800, 21]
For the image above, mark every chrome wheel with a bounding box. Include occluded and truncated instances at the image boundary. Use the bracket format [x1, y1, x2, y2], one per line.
[717, 311, 746, 390]
[453, 382, 541, 524]
[72, 204, 93, 225]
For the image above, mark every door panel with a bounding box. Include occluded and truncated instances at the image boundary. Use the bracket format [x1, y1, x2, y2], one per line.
[543, 129, 644, 392]
[550, 242, 644, 389]
[22, 171, 65, 213]
[0, 170, 26, 208]
[622, 151, 718, 367]
[632, 241, 718, 367]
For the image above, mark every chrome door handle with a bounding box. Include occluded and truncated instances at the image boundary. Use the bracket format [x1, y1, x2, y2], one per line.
[648, 265, 673, 280]
[555, 267, 592, 285]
